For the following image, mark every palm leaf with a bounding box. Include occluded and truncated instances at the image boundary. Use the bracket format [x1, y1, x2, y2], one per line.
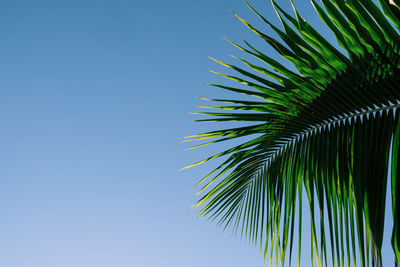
[185, 0, 400, 266]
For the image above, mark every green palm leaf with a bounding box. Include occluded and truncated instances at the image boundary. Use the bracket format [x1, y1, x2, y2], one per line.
[185, 0, 400, 266]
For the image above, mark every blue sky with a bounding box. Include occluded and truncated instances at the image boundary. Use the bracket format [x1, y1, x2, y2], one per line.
[0, 0, 396, 266]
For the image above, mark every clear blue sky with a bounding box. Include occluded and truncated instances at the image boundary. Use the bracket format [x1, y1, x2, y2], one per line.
[0, 0, 395, 266]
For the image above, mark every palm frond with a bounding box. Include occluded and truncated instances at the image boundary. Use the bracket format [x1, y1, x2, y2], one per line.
[186, 0, 400, 266]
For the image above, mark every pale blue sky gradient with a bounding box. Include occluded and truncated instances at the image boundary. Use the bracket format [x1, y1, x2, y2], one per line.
[0, 0, 395, 266]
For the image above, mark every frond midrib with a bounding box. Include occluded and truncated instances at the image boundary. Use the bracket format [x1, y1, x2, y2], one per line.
[268, 101, 400, 163]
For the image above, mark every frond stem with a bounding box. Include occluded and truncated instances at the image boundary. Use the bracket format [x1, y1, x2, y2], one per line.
[269, 101, 400, 162]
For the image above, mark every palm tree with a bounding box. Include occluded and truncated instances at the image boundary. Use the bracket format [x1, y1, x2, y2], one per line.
[184, 0, 400, 266]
